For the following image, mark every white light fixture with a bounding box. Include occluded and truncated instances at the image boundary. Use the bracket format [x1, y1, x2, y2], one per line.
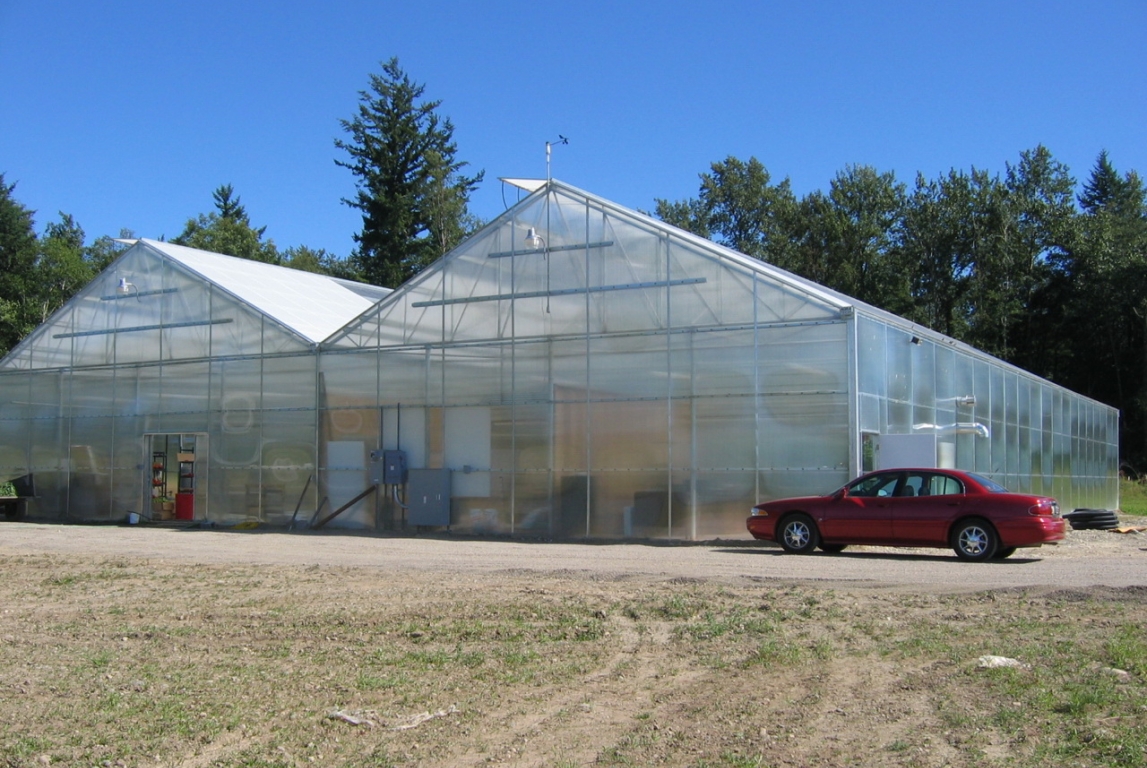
[524, 227, 545, 249]
[117, 277, 136, 295]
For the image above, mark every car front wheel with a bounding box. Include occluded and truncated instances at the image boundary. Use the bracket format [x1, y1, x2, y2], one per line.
[951, 518, 999, 561]
[778, 513, 820, 554]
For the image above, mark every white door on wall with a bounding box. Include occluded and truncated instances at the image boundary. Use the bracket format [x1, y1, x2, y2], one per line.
[445, 407, 491, 498]
[326, 441, 368, 526]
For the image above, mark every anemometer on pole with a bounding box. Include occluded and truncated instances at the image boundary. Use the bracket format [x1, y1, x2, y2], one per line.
[546, 135, 569, 180]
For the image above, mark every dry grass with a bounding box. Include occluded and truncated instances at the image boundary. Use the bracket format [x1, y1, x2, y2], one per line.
[1, 554, 1145, 767]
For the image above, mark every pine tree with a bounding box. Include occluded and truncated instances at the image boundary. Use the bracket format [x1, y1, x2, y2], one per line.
[335, 58, 482, 288]
[0, 175, 40, 356]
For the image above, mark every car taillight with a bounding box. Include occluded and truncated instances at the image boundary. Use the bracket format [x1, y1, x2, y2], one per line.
[1028, 500, 1058, 516]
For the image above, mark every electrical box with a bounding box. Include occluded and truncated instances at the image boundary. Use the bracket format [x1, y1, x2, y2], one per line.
[407, 468, 451, 526]
[379, 450, 408, 485]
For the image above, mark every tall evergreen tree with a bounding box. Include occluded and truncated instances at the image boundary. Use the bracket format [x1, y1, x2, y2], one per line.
[335, 58, 483, 288]
[0, 175, 40, 357]
[1055, 152, 1147, 462]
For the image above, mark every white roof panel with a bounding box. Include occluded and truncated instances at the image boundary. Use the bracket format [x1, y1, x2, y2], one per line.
[141, 239, 385, 344]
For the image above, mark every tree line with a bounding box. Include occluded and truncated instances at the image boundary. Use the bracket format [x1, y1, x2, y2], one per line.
[656, 150, 1147, 466]
[2, 58, 1145, 465]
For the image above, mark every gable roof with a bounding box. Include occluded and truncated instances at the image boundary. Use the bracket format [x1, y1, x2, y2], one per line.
[140, 240, 388, 344]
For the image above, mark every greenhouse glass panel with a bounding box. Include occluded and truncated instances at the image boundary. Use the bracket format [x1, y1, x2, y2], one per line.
[377, 349, 430, 407]
[158, 362, 211, 422]
[857, 316, 884, 396]
[590, 471, 672, 538]
[757, 323, 847, 395]
[692, 330, 756, 397]
[68, 416, 115, 519]
[322, 352, 380, 409]
[262, 356, 318, 410]
[758, 393, 848, 472]
[588, 335, 669, 401]
[589, 400, 668, 471]
[512, 471, 555, 535]
[508, 404, 552, 472]
[668, 250, 758, 329]
[443, 345, 509, 405]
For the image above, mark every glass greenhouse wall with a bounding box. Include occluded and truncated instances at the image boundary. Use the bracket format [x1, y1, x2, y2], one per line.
[0, 181, 1120, 536]
[0, 241, 381, 528]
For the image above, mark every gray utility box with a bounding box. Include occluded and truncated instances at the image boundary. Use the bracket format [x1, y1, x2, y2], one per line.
[407, 468, 452, 526]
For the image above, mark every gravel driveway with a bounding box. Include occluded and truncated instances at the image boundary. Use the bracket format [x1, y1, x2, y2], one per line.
[2, 521, 1144, 592]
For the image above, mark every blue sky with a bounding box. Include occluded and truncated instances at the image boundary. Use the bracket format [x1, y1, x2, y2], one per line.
[2, 1, 1144, 258]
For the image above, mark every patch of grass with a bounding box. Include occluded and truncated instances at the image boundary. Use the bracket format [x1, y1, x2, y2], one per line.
[1118, 476, 1147, 517]
[1106, 624, 1147, 676]
[3, 556, 1146, 768]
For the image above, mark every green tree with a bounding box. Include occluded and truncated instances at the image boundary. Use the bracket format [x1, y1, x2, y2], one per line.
[986, 145, 1076, 363]
[0, 175, 40, 356]
[335, 57, 483, 288]
[1051, 152, 1147, 461]
[34, 213, 94, 325]
[280, 244, 356, 277]
[85, 230, 136, 274]
[655, 156, 798, 264]
[173, 184, 280, 263]
[793, 165, 910, 314]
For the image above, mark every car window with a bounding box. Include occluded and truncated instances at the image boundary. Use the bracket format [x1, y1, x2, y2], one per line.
[898, 473, 928, 497]
[966, 472, 1009, 493]
[926, 474, 964, 496]
[850, 473, 900, 498]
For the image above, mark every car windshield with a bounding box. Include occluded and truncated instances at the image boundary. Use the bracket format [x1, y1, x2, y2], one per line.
[967, 472, 1010, 493]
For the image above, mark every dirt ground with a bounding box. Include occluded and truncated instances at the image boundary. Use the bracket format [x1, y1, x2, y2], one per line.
[1, 521, 1145, 767]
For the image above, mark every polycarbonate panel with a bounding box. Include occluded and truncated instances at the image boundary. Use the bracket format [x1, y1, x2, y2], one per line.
[504, 404, 551, 472]
[156, 361, 210, 420]
[262, 356, 318, 410]
[67, 416, 115, 519]
[212, 359, 263, 468]
[588, 335, 669, 401]
[759, 393, 849, 471]
[692, 471, 757, 537]
[757, 323, 847, 395]
[321, 351, 380, 409]
[589, 400, 668, 471]
[589, 471, 674, 538]
[261, 410, 319, 523]
[857, 317, 885, 396]
[691, 331, 755, 397]
[694, 395, 757, 472]
[443, 345, 510, 405]
[374, 349, 426, 407]
[759, 468, 849, 503]
[669, 246, 756, 329]
[510, 471, 554, 535]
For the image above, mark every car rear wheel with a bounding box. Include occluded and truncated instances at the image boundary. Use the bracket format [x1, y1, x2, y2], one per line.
[951, 518, 999, 561]
[994, 547, 1017, 559]
[818, 543, 847, 554]
[778, 513, 819, 554]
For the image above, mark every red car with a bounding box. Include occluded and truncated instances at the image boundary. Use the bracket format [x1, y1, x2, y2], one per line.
[746, 468, 1066, 561]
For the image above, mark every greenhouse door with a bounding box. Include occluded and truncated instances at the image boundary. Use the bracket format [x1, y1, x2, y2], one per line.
[144, 433, 208, 521]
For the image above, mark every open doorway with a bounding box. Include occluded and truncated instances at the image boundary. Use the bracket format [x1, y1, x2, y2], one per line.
[145, 433, 208, 521]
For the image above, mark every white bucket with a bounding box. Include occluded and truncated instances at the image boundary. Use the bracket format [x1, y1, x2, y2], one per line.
[126, 512, 140, 525]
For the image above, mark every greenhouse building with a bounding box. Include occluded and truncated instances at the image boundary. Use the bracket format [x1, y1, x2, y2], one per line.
[0, 179, 1120, 538]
